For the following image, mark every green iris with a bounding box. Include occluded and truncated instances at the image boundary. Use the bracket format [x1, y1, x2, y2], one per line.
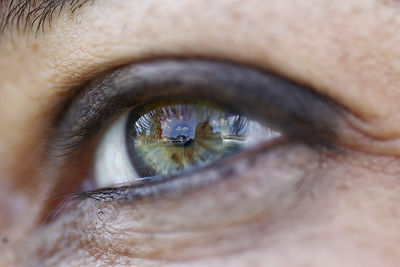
[125, 100, 276, 177]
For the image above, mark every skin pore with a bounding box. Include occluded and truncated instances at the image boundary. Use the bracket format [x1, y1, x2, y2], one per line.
[1, 0, 400, 266]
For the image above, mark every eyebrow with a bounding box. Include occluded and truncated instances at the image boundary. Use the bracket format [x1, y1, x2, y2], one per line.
[0, 0, 92, 34]
[0, 1, 396, 36]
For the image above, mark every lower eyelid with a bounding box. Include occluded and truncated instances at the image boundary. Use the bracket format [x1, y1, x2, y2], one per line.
[81, 137, 289, 203]
[40, 108, 282, 223]
[40, 135, 284, 223]
[37, 142, 330, 262]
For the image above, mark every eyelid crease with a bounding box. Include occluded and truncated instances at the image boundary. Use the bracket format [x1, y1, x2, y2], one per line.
[49, 59, 342, 162]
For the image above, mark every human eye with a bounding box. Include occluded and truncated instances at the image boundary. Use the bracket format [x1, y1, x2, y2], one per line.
[45, 59, 340, 204]
[93, 98, 280, 188]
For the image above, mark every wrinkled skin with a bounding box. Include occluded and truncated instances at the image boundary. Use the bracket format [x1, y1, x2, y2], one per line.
[1, 0, 400, 266]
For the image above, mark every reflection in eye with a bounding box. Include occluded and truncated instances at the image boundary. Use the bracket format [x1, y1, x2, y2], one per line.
[94, 99, 280, 188]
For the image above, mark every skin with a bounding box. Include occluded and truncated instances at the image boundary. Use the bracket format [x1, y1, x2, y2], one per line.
[1, 0, 400, 266]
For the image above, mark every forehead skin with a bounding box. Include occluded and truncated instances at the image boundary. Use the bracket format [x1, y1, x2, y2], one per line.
[1, 0, 400, 266]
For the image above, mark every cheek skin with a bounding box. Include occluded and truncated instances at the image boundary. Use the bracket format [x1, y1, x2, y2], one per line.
[19, 146, 400, 266]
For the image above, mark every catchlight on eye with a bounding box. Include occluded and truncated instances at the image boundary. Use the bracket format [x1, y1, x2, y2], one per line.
[93, 99, 280, 189]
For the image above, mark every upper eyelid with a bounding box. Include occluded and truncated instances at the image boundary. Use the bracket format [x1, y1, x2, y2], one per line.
[49, 59, 342, 160]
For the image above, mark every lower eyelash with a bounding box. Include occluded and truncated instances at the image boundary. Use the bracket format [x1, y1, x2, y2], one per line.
[78, 138, 289, 204]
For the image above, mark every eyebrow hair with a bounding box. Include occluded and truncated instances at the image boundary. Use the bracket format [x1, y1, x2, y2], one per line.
[0, 0, 92, 34]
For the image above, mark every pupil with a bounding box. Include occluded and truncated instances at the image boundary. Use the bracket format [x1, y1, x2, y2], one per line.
[125, 101, 267, 178]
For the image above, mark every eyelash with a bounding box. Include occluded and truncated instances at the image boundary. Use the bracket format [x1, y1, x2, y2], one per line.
[78, 137, 289, 203]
